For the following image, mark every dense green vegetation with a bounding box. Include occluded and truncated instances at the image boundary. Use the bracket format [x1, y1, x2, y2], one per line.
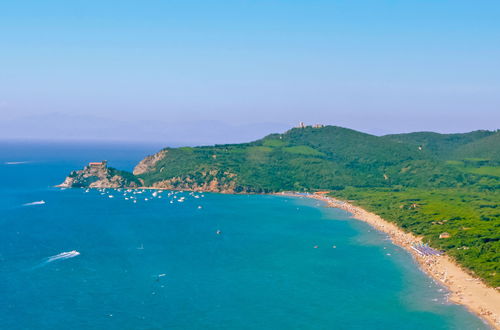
[452, 132, 500, 162]
[140, 126, 486, 191]
[108, 167, 142, 186]
[127, 125, 500, 286]
[382, 130, 497, 160]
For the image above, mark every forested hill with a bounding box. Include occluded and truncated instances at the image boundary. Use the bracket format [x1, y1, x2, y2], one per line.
[382, 130, 499, 162]
[451, 131, 500, 162]
[135, 125, 497, 193]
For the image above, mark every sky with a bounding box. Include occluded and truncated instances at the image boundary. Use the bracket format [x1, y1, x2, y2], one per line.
[0, 0, 499, 144]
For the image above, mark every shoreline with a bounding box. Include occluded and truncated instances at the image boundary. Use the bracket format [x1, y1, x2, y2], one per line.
[63, 185, 499, 328]
[280, 192, 499, 329]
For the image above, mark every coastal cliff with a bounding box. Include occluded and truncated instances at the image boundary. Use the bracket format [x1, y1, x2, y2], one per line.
[133, 149, 168, 175]
[147, 170, 243, 193]
[58, 162, 141, 189]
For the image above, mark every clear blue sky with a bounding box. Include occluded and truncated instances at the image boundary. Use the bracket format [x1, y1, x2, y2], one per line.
[0, 0, 499, 142]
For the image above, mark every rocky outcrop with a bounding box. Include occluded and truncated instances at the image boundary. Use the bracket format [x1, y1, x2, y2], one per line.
[133, 150, 168, 175]
[57, 158, 249, 192]
[147, 170, 245, 193]
[58, 165, 141, 189]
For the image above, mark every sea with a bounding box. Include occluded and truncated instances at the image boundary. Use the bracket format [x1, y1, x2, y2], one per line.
[0, 141, 489, 329]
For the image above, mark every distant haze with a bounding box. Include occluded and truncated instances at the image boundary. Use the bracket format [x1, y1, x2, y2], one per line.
[0, 1, 499, 144]
[0, 113, 293, 146]
[1, 113, 498, 147]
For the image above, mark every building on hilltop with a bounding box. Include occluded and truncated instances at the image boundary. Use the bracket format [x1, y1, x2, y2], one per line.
[296, 122, 324, 129]
[88, 160, 107, 169]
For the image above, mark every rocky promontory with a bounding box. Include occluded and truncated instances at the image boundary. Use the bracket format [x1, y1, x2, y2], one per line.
[58, 161, 141, 189]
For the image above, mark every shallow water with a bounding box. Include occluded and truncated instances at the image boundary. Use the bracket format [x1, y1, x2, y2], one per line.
[0, 142, 488, 329]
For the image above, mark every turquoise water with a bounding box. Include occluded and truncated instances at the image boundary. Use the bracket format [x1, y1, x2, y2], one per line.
[0, 142, 488, 329]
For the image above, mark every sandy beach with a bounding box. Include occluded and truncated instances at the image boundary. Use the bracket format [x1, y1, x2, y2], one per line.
[282, 192, 500, 329]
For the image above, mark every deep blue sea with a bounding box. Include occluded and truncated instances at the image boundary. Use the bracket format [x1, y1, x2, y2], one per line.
[0, 141, 488, 329]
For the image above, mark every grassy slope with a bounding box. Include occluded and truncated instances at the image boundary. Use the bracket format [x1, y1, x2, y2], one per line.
[382, 130, 496, 159]
[451, 131, 500, 162]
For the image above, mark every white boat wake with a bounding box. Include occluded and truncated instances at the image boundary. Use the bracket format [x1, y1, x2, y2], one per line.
[46, 250, 80, 263]
[33, 250, 80, 269]
[5, 161, 29, 165]
[23, 200, 46, 206]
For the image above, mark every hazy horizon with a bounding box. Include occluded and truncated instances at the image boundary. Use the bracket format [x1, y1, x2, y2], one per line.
[0, 112, 498, 147]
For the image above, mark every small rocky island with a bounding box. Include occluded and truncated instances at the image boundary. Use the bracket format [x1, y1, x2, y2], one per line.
[57, 161, 141, 189]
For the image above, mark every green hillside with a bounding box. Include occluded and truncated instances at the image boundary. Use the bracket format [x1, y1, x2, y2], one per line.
[382, 129, 500, 188]
[451, 131, 500, 162]
[382, 130, 495, 159]
[139, 126, 477, 192]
